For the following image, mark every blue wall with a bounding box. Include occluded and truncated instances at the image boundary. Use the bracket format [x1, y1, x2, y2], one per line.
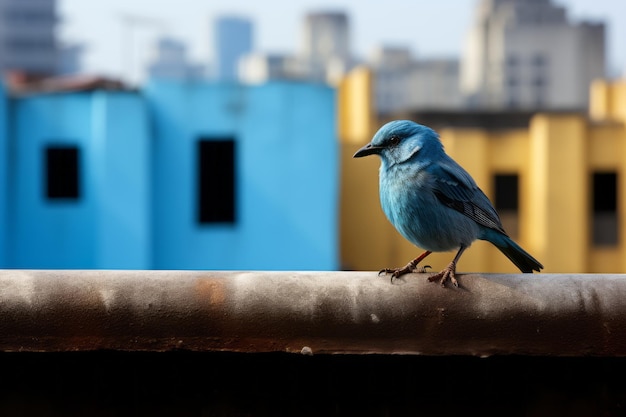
[90, 92, 152, 268]
[1, 80, 338, 270]
[10, 91, 151, 269]
[0, 84, 6, 267]
[146, 81, 338, 270]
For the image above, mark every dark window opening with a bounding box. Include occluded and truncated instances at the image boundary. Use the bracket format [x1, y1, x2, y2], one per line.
[197, 138, 236, 224]
[506, 55, 518, 67]
[494, 174, 519, 238]
[45, 145, 80, 200]
[532, 77, 545, 88]
[592, 172, 618, 246]
[494, 174, 519, 210]
[532, 54, 546, 67]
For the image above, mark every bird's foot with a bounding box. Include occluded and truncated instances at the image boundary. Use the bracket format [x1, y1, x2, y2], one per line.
[379, 264, 431, 283]
[427, 261, 458, 287]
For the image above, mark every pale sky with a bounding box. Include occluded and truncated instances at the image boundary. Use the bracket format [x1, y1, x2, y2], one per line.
[58, 0, 626, 84]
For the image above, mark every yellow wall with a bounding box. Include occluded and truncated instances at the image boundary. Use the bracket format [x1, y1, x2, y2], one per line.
[590, 79, 626, 124]
[587, 80, 626, 272]
[440, 128, 533, 273]
[527, 114, 588, 272]
[339, 71, 626, 273]
[337, 66, 375, 144]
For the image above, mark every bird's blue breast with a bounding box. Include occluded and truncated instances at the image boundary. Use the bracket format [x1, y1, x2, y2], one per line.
[379, 163, 479, 252]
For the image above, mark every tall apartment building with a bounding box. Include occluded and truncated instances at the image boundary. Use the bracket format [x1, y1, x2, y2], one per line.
[461, 0, 606, 110]
[213, 16, 252, 82]
[0, 0, 58, 75]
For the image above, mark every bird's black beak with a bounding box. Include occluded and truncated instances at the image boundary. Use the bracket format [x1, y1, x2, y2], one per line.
[353, 143, 382, 158]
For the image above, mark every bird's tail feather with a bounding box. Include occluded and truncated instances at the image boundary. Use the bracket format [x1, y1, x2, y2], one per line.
[489, 234, 543, 273]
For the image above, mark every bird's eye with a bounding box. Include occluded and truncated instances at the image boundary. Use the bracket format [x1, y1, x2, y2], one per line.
[389, 135, 400, 146]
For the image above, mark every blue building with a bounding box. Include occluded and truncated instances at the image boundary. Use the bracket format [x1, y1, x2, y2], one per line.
[0, 80, 338, 270]
[9, 91, 151, 269]
[0, 83, 7, 267]
[213, 16, 253, 82]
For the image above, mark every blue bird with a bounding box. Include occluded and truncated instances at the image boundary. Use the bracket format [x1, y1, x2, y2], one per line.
[353, 120, 543, 287]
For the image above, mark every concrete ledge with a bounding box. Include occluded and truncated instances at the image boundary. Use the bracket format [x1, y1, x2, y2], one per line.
[1, 270, 625, 356]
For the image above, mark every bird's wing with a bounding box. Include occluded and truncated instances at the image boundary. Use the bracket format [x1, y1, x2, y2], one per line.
[430, 158, 507, 234]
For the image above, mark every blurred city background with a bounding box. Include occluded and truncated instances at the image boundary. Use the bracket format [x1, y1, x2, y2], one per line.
[0, 0, 625, 273]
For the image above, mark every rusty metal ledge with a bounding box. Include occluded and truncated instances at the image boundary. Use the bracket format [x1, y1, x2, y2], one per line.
[1, 270, 625, 356]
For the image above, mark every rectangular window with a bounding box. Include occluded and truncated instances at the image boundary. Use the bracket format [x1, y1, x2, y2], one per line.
[506, 55, 518, 67]
[197, 138, 236, 224]
[494, 174, 519, 238]
[534, 93, 545, 109]
[45, 145, 80, 200]
[592, 172, 618, 246]
[532, 54, 546, 67]
[532, 76, 545, 88]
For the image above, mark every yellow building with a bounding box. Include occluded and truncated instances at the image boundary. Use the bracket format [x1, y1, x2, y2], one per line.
[339, 68, 626, 273]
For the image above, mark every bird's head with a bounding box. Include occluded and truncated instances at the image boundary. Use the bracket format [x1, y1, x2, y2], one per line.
[353, 120, 443, 168]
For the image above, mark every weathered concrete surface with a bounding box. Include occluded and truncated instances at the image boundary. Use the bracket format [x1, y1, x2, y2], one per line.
[1, 270, 625, 356]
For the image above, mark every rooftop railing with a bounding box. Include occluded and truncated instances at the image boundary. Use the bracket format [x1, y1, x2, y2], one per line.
[1, 269, 625, 356]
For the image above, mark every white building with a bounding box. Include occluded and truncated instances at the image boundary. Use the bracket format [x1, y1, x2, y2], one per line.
[409, 59, 463, 110]
[461, 0, 606, 110]
[238, 53, 306, 84]
[0, 0, 58, 75]
[369, 46, 463, 115]
[369, 46, 412, 114]
[239, 11, 353, 86]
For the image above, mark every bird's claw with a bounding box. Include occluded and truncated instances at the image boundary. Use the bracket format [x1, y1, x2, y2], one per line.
[427, 265, 458, 287]
[379, 265, 432, 283]
[378, 268, 405, 283]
